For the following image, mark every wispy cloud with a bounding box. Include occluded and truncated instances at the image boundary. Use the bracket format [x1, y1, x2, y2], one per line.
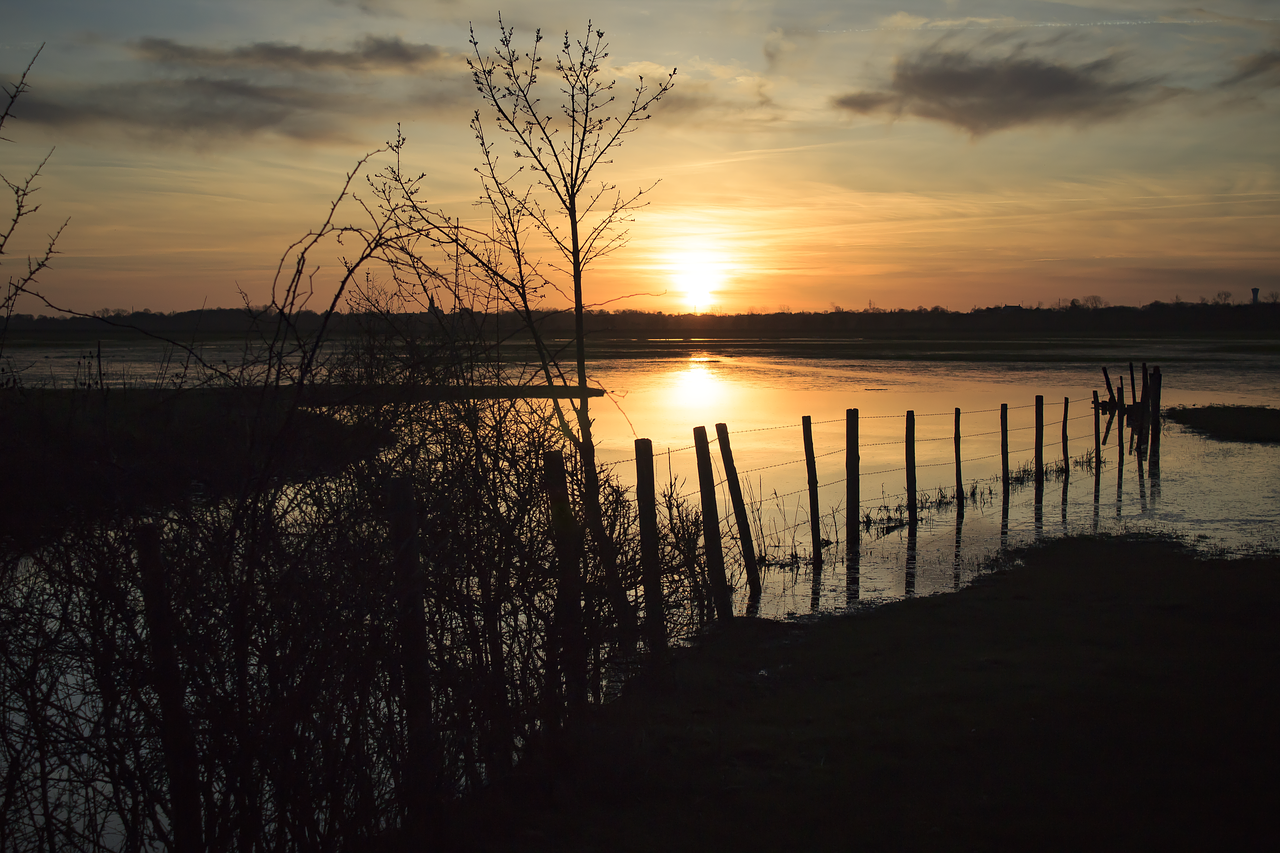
[1220, 49, 1280, 87]
[833, 45, 1173, 135]
[131, 35, 447, 73]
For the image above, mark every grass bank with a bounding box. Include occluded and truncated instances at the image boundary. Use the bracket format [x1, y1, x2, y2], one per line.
[457, 536, 1280, 852]
[1165, 404, 1280, 443]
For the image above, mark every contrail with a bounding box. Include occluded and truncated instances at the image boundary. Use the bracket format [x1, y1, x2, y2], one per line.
[818, 18, 1277, 35]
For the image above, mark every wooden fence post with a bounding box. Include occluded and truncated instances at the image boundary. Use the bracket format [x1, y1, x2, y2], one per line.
[1061, 396, 1070, 468]
[388, 476, 439, 844]
[953, 407, 964, 508]
[1117, 396, 1126, 469]
[634, 439, 667, 657]
[906, 410, 917, 525]
[847, 408, 860, 559]
[1149, 366, 1163, 472]
[138, 524, 203, 853]
[1093, 390, 1102, 471]
[543, 452, 586, 717]
[1035, 395, 1045, 490]
[1137, 364, 1150, 460]
[1000, 403, 1010, 493]
[802, 415, 823, 572]
[716, 423, 761, 600]
[693, 426, 734, 621]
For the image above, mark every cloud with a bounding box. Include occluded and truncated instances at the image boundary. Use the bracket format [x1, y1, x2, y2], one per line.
[14, 77, 363, 144]
[326, 0, 405, 16]
[877, 13, 1023, 31]
[1220, 49, 1280, 88]
[132, 35, 447, 73]
[833, 47, 1170, 135]
[4, 33, 474, 148]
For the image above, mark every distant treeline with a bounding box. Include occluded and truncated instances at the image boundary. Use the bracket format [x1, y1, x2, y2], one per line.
[5, 299, 1280, 339]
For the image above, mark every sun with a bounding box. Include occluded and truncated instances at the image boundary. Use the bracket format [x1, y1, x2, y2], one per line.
[669, 249, 728, 312]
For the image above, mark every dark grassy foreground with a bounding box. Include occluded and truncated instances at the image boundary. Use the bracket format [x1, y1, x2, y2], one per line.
[455, 537, 1280, 852]
[1165, 404, 1280, 443]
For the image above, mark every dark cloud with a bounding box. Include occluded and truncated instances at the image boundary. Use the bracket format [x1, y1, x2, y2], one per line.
[833, 48, 1169, 135]
[831, 92, 896, 113]
[1220, 49, 1280, 87]
[9, 31, 473, 149]
[327, 0, 405, 15]
[132, 35, 446, 73]
[14, 77, 366, 144]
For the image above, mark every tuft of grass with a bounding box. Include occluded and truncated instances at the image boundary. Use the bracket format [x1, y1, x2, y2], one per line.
[1165, 404, 1280, 443]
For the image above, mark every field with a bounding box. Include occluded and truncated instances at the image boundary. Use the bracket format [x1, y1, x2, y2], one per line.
[456, 535, 1280, 851]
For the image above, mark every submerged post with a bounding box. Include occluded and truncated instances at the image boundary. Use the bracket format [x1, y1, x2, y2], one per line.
[716, 423, 760, 600]
[954, 407, 964, 509]
[1000, 403, 1010, 493]
[847, 408, 860, 559]
[634, 439, 667, 657]
[802, 415, 823, 573]
[1034, 395, 1045, 489]
[906, 410, 917, 525]
[693, 426, 734, 621]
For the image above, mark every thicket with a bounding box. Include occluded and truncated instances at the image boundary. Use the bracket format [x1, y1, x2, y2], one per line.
[0, 25, 720, 852]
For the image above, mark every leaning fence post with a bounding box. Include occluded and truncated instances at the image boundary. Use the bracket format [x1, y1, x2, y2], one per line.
[388, 476, 439, 843]
[138, 524, 203, 853]
[802, 415, 823, 573]
[1149, 366, 1163, 470]
[847, 408, 860, 559]
[634, 439, 667, 657]
[906, 410, 917, 525]
[716, 423, 760, 600]
[693, 426, 734, 621]
[953, 407, 964, 508]
[1001, 403, 1010, 493]
[543, 452, 586, 717]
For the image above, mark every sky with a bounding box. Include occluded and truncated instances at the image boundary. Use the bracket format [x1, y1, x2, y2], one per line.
[2, 0, 1277, 315]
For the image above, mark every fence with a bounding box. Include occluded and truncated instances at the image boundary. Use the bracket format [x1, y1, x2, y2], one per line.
[602, 362, 1165, 638]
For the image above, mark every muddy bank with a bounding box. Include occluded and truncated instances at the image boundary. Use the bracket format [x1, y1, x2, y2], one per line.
[457, 536, 1280, 852]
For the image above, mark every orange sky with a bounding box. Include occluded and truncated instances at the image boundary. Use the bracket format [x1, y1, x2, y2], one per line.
[3, 1, 1278, 315]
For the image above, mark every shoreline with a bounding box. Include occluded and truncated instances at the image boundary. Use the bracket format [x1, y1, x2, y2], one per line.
[455, 535, 1280, 851]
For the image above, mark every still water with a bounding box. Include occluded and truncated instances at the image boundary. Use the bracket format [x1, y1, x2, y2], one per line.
[10, 336, 1280, 618]
[586, 341, 1280, 617]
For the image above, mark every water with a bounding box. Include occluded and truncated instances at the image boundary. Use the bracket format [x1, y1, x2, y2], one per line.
[10, 336, 1280, 618]
[584, 343, 1280, 617]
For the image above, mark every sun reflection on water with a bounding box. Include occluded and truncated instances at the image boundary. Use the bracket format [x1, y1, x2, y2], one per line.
[667, 357, 727, 412]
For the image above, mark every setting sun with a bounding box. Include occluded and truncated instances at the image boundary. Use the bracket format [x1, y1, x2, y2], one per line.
[668, 247, 729, 312]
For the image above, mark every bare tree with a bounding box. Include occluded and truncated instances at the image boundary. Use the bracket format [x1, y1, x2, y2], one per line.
[464, 20, 674, 643]
[369, 20, 675, 642]
[1, 45, 67, 376]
